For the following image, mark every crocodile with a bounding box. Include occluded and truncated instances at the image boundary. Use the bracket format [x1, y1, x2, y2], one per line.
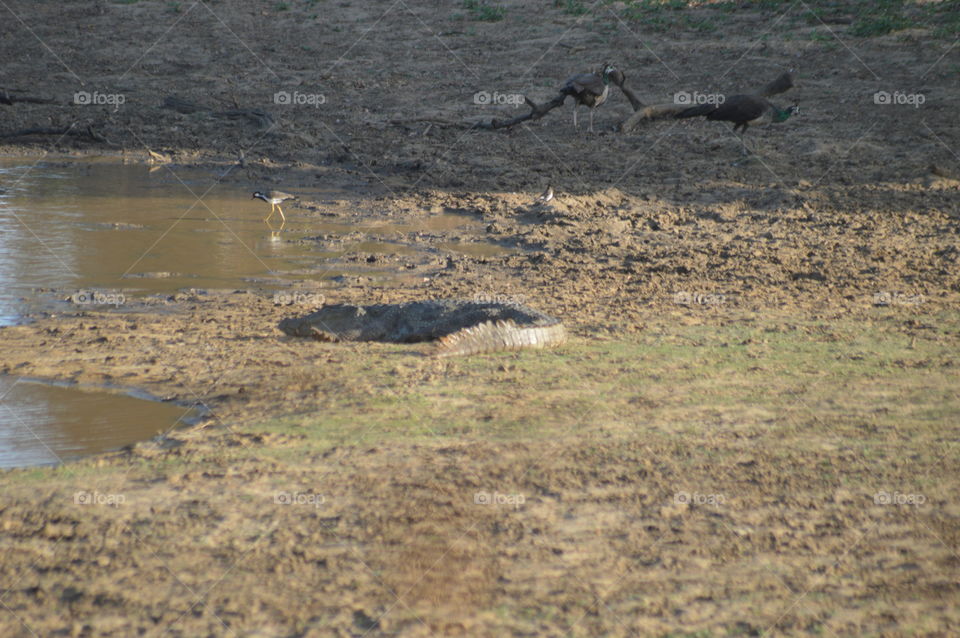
[278, 299, 567, 357]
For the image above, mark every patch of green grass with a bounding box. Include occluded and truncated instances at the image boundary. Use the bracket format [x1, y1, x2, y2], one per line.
[2, 458, 131, 484]
[463, 0, 506, 22]
[850, 13, 915, 36]
[5, 312, 957, 481]
[234, 312, 960, 464]
[275, 1, 290, 11]
[685, 15, 718, 32]
[616, 0, 957, 38]
[922, 0, 960, 37]
[555, 0, 589, 16]
[621, 0, 728, 32]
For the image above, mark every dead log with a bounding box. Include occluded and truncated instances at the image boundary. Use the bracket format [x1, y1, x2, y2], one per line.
[471, 65, 643, 131]
[609, 69, 644, 111]
[473, 94, 569, 130]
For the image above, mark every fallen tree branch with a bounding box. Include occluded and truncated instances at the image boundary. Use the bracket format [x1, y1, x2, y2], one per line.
[387, 117, 468, 128]
[469, 65, 645, 131]
[609, 69, 644, 111]
[464, 68, 794, 134]
[473, 94, 569, 130]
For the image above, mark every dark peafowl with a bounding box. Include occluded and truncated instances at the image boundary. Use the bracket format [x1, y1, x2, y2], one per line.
[676, 94, 798, 153]
[560, 63, 617, 133]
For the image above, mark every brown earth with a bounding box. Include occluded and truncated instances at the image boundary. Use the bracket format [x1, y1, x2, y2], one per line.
[1, 0, 959, 636]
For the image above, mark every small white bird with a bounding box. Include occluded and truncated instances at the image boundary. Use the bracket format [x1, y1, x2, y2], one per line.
[535, 185, 554, 204]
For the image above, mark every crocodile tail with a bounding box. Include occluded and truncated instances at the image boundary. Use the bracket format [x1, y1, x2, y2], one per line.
[434, 320, 567, 357]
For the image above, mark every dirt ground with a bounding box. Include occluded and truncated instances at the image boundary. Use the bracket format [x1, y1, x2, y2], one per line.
[1, 0, 959, 636]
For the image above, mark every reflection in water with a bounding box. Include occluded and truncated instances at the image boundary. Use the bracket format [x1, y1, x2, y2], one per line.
[266, 216, 286, 241]
[0, 377, 195, 469]
[0, 159, 322, 324]
[0, 158, 499, 326]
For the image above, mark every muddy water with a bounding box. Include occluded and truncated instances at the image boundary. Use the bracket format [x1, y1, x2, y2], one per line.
[0, 377, 195, 469]
[0, 158, 498, 326]
[0, 157, 501, 467]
